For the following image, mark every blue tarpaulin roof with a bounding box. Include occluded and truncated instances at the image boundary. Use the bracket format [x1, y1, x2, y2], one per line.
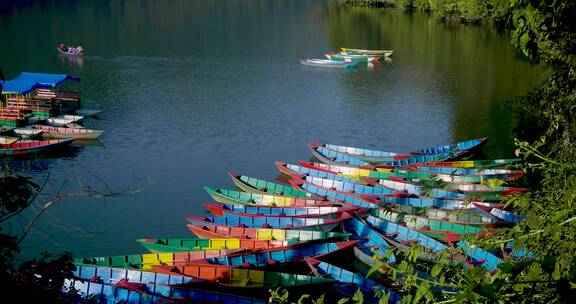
[0, 80, 40, 94]
[13, 72, 79, 87]
[1, 72, 79, 94]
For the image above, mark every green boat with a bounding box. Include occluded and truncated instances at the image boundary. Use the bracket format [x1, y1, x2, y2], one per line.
[204, 187, 332, 207]
[370, 208, 487, 243]
[370, 169, 518, 184]
[229, 172, 313, 198]
[136, 237, 338, 253]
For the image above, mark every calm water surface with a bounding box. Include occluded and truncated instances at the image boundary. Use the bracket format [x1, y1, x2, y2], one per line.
[0, 0, 543, 259]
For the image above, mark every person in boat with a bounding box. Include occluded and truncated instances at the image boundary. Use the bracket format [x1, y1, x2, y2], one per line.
[59, 43, 68, 52]
[76, 46, 83, 54]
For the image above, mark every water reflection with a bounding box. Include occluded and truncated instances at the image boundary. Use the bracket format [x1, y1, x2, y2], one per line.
[58, 54, 84, 68]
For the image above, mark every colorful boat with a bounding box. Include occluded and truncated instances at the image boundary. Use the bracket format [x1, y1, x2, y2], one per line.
[305, 257, 402, 303]
[187, 224, 350, 241]
[457, 241, 502, 272]
[370, 208, 488, 243]
[204, 240, 358, 267]
[397, 204, 499, 225]
[0, 138, 75, 155]
[370, 168, 521, 184]
[340, 48, 394, 57]
[324, 53, 382, 62]
[415, 158, 522, 168]
[57, 45, 84, 56]
[274, 161, 359, 183]
[364, 215, 450, 262]
[310, 144, 372, 166]
[472, 203, 524, 224]
[318, 143, 411, 163]
[152, 263, 335, 288]
[341, 217, 396, 266]
[204, 187, 336, 207]
[413, 137, 488, 155]
[229, 173, 314, 198]
[374, 179, 472, 199]
[204, 202, 360, 218]
[289, 177, 382, 209]
[185, 215, 343, 231]
[411, 166, 523, 177]
[32, 124, 104, 139]
[72, 265, 196, 285]
[300, 58, 357, 68]
[364, 195, 500, 210]
[74, 249, 241, 270]
[298, 161, 375, 179]
[136, 238, 301, 253]
[64, 277, 267, 303]
[392, 176, 527, 196]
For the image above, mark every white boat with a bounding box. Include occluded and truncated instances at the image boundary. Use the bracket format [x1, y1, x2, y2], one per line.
[0, 136, 19, 144]
[45, 115, 84, 126]
[32, 125, 103, 139]
[11, 128, 43, 139]
[300, 58, 357, 68]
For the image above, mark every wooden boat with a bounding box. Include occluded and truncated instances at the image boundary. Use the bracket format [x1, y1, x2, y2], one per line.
[204, 240, 358, 268]
[65, 272, 267, 303]
[298, 161, 375, 179]
[10, 128, 42, 139]
[392, 175, 527, 196]
[137, 238, 301, 253]
[299, 176, 394, 196]
[185, 215, 344, 231]
[305, 257, 402, 304]
[289, 177, 385, 209]
[311, 143, 460, 167]
[45, 114, 84, 126]
[394, 204, 500, 225]
[72, 265, 196, 285]
[411, 165, 523, 177]
[64, 278, 267, 303]
[413, 137, 488, 155]
[371, 168, 522, 184]
[370, 208, 489, 243]
[340, 48, 394, 57]
[457, 241, 502, 272]
[0, 138, 75, 155]
[341, 217, 396, 265]
[204, 187, 336, 207]
[274, 161, 359, 183]
[318, 143, 412, 163]
[187, 224, 350, 241]
[0, 136, 18, 144]
[228, 172, 314, 198]
[152, 263, 335, 288]
[324, 53, 382, 62]
[57, 45, 84, 56]
[373, 178, 472, 200]
[472, 203, 523, 224]
[300, 58, 357, 68]
[364, 215, 451, 262]
[416, 158, 522, 168]
[74, 249, 242, 270]
[32, 124, 104, 139]
[364, 195, 501, 210]
[204, 202, 360, 218]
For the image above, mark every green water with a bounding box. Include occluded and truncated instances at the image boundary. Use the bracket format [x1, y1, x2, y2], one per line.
[0, 0, 543, 259]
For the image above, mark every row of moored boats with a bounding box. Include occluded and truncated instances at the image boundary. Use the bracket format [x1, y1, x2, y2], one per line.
[0, 72, 103, 155]
[65, 137, 529, 303]
[300, 47, 394, 68]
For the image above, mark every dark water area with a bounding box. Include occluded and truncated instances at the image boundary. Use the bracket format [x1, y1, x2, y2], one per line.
[0, 0, 543, 259]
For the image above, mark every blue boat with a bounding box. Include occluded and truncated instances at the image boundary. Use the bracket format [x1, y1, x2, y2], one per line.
[305, 257, 402, 304]
[275, 161, 358, 183]
[457, 241, 502, 272]
[413, 166, 521, 176]
[290, 178, 381, 209]
[204, 202, 359, 218]
[185, 215, 343, 232]
[204, 240, 358, 267]
[376, 179, 470, 199]
[342, 217, 396, 265]
[310, 144, 372, 166]
[414, 137, 488, 155]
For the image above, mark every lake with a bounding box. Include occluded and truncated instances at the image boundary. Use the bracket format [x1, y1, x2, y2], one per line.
[0, 0, 543, 260]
